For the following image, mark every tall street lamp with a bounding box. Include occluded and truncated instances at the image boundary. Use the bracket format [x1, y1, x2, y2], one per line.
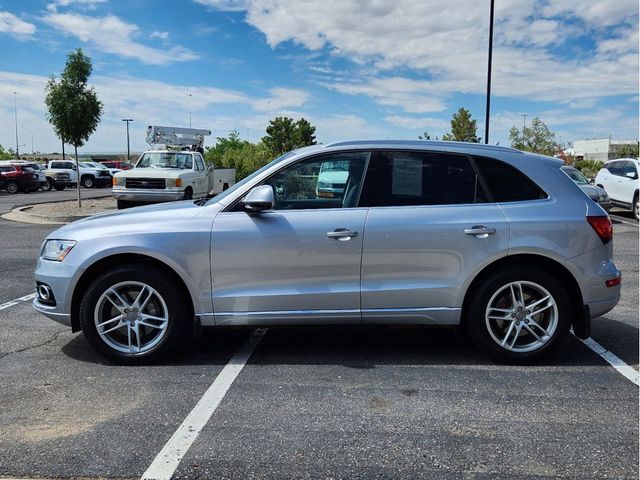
[188, 93, 192, 128]
[484, 0, 495, 145]
[13, 92, 19, 158]
[122, 118, 133, 163]
[522, 114, 527, 146]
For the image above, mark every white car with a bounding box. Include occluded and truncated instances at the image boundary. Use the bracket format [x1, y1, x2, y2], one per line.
[81, 161, 120, 177]
[594, 158, 639, 220]
[45, 160, 112, 188]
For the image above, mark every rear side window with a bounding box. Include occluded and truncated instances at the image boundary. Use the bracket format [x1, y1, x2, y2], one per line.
[623, 161, 638, 178]
[359, 151, 488, 207]
[472, 156, 546, 202]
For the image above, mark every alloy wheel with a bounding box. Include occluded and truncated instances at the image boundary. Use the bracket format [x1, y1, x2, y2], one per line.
[94, 281, 169, 354]
[485, 281, 558, 353]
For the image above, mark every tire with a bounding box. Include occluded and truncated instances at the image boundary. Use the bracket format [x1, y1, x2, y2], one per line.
[79, 264, 188, 364]
[183, 187, 193, 200]
[463, 266, 571, 362]
[633, 193, 639, 221]
[117, 199, 136, 210]
[5, 181, 19, 194]
[82, 175, 95, 188]
[44, 179, 53, 191]
[54, 185, 65, 191]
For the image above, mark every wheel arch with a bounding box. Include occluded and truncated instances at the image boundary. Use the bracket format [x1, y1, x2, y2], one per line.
[69, 253, 195, 332]
[461, 253, 584, 332]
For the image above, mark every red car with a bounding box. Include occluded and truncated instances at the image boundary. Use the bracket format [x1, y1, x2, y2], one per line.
[99, 160, 133, 170]
[0, 162, 41, 194]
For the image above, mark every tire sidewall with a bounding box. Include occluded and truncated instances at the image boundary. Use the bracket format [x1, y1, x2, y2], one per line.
[79, 265, 187, 364]
[82, 176, 94, 188]
[6, 181, 18, 194]
[465, 267, 571, 362]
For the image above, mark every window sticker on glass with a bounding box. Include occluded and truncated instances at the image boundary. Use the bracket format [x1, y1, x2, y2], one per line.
[392, 157, 422, 196]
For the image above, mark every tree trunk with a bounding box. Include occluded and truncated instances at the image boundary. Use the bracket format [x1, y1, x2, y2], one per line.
[75, 145, 81, 208]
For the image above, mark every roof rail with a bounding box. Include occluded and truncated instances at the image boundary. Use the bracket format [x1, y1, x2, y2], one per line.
[323, 139, 523, 153]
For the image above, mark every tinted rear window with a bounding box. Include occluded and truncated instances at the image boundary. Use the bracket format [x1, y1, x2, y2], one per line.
[473, 156, 547, 202]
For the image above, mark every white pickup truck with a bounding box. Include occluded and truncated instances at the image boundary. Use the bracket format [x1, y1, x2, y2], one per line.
[112, 150, 235, 209]
[44, 160, 112, 189]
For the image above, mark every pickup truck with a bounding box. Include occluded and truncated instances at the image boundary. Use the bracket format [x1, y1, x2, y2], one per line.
[44, 160, 112, 189]
[112, 149, 235, 209]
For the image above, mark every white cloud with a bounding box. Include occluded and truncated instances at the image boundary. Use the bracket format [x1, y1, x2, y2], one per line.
[0, 70, 312, 152]
[150, 31, 169, 40]
[385, 115, 450, 132]
[43, 13, 198, 65]
[193, 0, 248, 12]
[0, 11, 36, 38]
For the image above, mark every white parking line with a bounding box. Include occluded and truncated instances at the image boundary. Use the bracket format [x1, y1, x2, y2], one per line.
[141, 328, 267, 480]
[610, 215, 638, 227]
[0, 293, 36, 311]
[577, 335, 639, 386]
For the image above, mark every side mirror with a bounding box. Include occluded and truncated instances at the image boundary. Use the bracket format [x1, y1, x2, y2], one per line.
[625, 171, 637, 179]
[208, 165, 214, 172]
[241, 185, 274, 212]
[589, 178, 595, 184]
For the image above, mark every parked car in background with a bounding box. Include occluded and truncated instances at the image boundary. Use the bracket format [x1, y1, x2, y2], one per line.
[561, 166, 611, 212]
[594, 158, 639, 220]
[10, 161, 47, 191]
[82, 161, 120, 177]
[34, 141, 620, 364]
[100, 160, 132, 170]
[44, 160, 111, 189]
[0, 161, 41, 194]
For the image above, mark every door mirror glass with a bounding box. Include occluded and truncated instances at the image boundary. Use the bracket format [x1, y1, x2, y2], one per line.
[242, 185, 274, 212]
[626, 171, 637, 179]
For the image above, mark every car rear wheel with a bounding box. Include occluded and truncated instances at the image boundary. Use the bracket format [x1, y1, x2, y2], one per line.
[183, 187, 193, 200]
[633, 193, 639, 221]
[82, 175, 95, 188]
[79, 264, 188, 364]
[5, 181, 19, 194]
[464, 267, 570, 362]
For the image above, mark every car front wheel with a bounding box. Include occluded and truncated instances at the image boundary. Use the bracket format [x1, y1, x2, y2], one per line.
[79, 264, 188, 364]
[82, 175, 95, 188]
[464, 267, 570, 362]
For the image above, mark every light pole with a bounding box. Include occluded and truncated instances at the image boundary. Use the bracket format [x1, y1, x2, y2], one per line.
[13, 92, 19, 158]
[188, 93, 192, 128]
[21, 126, 34, 155]
[267, 101, 270, 124]
[522, 114, 527, 146]
[484, 0, 495, 144]
[122, 119, 133, 163]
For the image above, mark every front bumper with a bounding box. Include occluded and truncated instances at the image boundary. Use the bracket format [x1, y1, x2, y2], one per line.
[33, 297, 71, 326]
[93, 176, 112, 187]
[112, 187, 185, 202]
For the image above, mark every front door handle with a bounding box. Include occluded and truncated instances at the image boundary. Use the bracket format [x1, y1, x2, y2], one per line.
[464, 225, 496, 238]
[327, 228, 358, 241]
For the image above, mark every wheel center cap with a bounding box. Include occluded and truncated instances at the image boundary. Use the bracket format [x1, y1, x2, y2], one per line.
[126, 311, 138, 322]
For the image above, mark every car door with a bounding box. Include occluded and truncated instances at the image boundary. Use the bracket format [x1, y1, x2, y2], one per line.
[618, 161, 639, 205]
[210, 151, 370, 325]
[358, 150, 509, 325]
[602, 161, 625, 201]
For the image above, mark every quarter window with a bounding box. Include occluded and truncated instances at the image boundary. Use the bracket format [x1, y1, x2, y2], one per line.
[472, 156, 546, 202]
[359, 151, 488, 207]
[623, 161, 638, 178]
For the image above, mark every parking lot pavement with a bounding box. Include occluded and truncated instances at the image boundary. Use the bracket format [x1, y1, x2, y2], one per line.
[0, 187, 113, 214]
[0, 217, 637, 479]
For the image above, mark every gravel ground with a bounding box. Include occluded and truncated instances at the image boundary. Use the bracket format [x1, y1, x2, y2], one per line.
[27, 197, 116, 217]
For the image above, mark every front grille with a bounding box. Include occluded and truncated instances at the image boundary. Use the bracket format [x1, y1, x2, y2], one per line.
[126, 178, 166, 189]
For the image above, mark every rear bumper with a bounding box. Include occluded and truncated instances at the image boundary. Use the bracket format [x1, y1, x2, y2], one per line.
[113, 187, 185, 202]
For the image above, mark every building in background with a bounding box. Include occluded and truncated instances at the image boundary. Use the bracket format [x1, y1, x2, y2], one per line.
[573, 138, 638, 162]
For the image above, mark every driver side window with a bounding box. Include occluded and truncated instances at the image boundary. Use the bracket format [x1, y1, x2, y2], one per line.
[262, 152, 370, 210]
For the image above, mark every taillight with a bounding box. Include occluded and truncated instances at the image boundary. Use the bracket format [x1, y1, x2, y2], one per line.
[587, 215, 613, 244]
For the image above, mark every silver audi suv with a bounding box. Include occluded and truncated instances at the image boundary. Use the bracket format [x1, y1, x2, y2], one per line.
[33, 141, 621, 364]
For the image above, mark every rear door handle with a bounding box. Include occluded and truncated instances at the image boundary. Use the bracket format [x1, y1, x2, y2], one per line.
[327, 228, 358, 241]
[464, 225, 496, 237]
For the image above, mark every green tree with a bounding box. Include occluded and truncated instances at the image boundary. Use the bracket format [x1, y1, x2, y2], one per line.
[616, 142, 639, 158]
[418, 131, 439, 140]
[441, 107, 480, 142]
[44, 48, 103, 207]
[262, 116, 317, 156]
[205, 131, 273, 180]
[509, 117, 559, 156]
[0, 145, 15, 160]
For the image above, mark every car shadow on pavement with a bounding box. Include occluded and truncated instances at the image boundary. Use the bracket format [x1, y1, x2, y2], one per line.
[61, 324, 610, 368]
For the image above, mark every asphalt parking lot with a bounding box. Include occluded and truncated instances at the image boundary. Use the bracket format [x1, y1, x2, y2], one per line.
[0, 210, 637, 479]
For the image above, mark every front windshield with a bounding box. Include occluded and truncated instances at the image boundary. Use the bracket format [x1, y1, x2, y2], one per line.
[137, 152, 193, 169]
[207, 150, 298, 205]
[564, 168, 589, 185]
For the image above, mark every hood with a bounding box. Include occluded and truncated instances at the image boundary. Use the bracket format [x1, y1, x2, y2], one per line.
[579, 184, 607, 200]
[48, 200, 217, 241]
[114, 168, 184, 179]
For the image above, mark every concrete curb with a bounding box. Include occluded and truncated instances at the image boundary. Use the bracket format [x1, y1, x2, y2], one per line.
[1, 205, 90, 225]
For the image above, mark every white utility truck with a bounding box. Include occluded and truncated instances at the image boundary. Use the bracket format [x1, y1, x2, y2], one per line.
[112, 126, 236, 209]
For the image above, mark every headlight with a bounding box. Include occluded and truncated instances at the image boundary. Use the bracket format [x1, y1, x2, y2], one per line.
[167, 178, 182, 187]
[113, 176, 125, 186]
[42, 240, 76, 261]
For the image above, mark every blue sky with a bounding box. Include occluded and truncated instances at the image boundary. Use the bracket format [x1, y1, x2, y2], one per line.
[0, 0, 638, 153]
